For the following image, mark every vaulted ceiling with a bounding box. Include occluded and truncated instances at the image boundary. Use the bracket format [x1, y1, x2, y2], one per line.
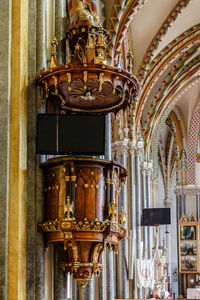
[102, 0, 200, 184]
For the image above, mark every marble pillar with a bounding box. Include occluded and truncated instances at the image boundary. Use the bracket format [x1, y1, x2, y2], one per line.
[84, 277, 95, 300]
[55, 0, 67, 65]
[116, 141, 129, 299]
[35, 1, 47, 299]
[99, 252, 106, 300]
[135, 141, 144, 299]
[72, 279, 79, 300]
[128, 141, 136, 298]
[104, 113, 115, 300]
[146, 162, 153, 260]
[7, 0, 28, 298]
[54, 246, 67, 300]
[53, 0, 67, 279]
[27, 0, 38, 298]
[141, 162, 147, 258]
[0, 1, 11, 298]
[106, 250, 115, 300]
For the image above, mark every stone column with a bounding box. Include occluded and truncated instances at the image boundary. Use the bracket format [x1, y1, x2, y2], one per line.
[54, 8, 68, 297]
[55, 0, 66, 65]
[72, 279, 79, 300]
[140, 162, 148, 258]
[146, 162, 153, 260]
[0, 1, 11, 299]
[106, 250, 115, 300]
[99, 252, 106, 300]
[83, 277, 95, 300]
[128, 141, 136, 298]
[135, 140, 144, 299]
[35, 1, 47, 299]
[104, 113, 115, 300]
[114, 140, 129, 299]
[54, 246, 67, 300]
[7, 0, 28, 299]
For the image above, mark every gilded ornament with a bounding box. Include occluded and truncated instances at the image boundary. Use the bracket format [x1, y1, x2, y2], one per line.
[108, 200, 118, 222]
[99, 72, 104, 92]
[50, 37, 58, 68]
[76, 277, 92, 289]
[83, 71, 87, 90]
[120, 207, 126, 225]
[66, 73, 72, 91]
[75, 0, 96, 27]
[64, 232, 73, 239]
[64, 196, 74, 220]
[71, 176, 77, 182]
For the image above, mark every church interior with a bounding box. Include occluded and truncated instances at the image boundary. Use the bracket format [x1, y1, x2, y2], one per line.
[1, 0, 200, 299]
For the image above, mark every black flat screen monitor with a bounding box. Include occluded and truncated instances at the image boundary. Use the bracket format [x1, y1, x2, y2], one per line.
[141, 208, 171, 226]
[36, 114, 105, 155]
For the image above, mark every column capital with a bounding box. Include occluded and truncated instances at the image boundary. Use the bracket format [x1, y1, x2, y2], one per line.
[146, 161, 153, 176]
[134, 140, 144, 157]
[113, 140, 129, 155]
[128, 139, 136, 154]
[140, 161, 147, 175]
[140, 161, 153, 176]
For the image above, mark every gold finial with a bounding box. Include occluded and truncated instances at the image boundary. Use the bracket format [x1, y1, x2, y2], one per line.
[120, 207, 126, 225]
[50, 37, 58, 68]
[64, 196, 74, 220]
[127, 50, 134, 73]
[108, 200, 118, 222]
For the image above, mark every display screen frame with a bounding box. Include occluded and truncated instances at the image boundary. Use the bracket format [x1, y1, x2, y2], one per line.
[36, 113, 106, 156]
[141, 208, 171, 226]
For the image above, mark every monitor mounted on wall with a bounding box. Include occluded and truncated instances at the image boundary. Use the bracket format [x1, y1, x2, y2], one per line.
[141, 208, 171, 226]
[36, 113, 105, 156]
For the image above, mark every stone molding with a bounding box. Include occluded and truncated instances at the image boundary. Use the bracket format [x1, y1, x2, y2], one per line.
[174, 185, 200, 195]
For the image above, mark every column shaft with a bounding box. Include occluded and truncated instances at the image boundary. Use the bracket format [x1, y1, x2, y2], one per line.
[106, 250, 115, 300]
[0, 1, 11, 298]
[146, 173, 152, 259]
[35, 1, 47, 299]
[84, 277, 95, 300]
[135, 153, 142, 298]
[7, 0, 28, 298]
[141, 166, 147, 257]
[105, 113, 114, 300]
[118, 151, 129, 298]
[55, 0, 66, 65]
[54, 246, 67, 299]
